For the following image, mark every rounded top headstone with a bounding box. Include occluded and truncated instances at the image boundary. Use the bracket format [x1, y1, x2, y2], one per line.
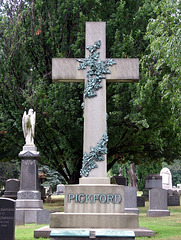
[160, 167, 172, 190]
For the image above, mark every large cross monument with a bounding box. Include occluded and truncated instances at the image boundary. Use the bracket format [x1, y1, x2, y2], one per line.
[52, 22, 138, 184]
[50, 21, 138, 228]
[35, 22, 154, 238]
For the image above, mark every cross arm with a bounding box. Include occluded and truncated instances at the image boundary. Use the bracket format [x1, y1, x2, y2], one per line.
[52, 58, 139, 83]
[106, 58, 139, 83]
[52, 58, 84, 82]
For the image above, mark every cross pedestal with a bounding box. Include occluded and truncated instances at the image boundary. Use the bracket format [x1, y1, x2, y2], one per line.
[34, 22, 154, 238]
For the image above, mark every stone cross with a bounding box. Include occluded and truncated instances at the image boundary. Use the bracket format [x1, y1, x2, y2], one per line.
[52, 22, 139, 184]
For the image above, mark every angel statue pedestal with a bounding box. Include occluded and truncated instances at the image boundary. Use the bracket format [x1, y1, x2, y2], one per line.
[16, 109, 50, 225]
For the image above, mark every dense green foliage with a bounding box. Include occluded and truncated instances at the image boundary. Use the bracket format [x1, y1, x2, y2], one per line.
[0, 0, 180, 184]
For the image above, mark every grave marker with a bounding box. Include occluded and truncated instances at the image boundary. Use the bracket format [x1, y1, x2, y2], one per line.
[34, 21, 155, 238]
[3, 179, 20, 200]
[147, 188, 170, 217]
[0, 198, 15, 240]
[160, 167, 172, 190]
[16, 109, 50, 224]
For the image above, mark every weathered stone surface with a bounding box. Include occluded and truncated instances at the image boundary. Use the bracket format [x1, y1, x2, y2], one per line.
[145, 174, 162, 189]
[56, 184, 65, 195]
[16, 209, 50, 225]
[0, 198, 15, 240]
[52, 21, 139, 181]
[168, 195, 180, 206]
[111, 176, 127, 186]
[147, 188, 170, 217]
[160, 167, 172, 190]
[50, 212, 139, 229]
[125, 187, 139, 214]
[79, 177, 110, 185]
[16, 199, 43, 208]
[18, 151, 40, 191]
[16, 146, 50, 224]
[3, 179, 20, 200]
[52, 58, 139, 83]
[64, 185, 125, 213]
[17, 190, 41, 200]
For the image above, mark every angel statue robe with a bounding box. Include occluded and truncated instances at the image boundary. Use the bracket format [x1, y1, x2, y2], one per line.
[22, 109, 36, 145]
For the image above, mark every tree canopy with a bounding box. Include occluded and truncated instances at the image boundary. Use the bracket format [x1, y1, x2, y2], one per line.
[0, 0, 180, 184]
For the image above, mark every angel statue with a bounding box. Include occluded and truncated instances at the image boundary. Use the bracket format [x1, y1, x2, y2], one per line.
[22, 109, 36, 145]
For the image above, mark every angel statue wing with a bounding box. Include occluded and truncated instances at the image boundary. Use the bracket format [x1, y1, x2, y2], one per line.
[22, 111, 28, 139]
[31, 110, 36, 138]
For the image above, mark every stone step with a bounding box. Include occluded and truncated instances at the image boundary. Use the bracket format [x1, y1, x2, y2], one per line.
[50, 213, 138, 229]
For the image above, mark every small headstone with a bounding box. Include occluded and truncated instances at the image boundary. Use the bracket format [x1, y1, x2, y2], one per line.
[147, 188, 170, 217]
[125, 186, 139, 214]
[160, 167, 172, 189]
[145, 174, 162, 189]
[137, 197, 145, 207]
[142, 174, 162, 200]
[0, 198, 15, 240]
[167, 189, 173, 196]
[3, 179, 20, 200]
[110, 169, 127, 186]
[168, 196, 180, 206]
[56, 184, 65, 195]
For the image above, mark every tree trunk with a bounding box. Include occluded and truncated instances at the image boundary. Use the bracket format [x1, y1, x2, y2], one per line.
[128, 163, 138, 189]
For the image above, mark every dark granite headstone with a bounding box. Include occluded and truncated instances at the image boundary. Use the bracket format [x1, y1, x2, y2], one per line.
[137, 196, 145, 207]
[110, 176, 127, 186]
[145, 174, 162, 189]
[0, 198, 15, 240]
[168, 196, 180, 206]
[3, 179, 20, 200]
[142, 174, 162, 200]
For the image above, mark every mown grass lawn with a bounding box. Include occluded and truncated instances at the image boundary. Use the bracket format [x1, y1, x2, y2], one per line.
[15, 196, 181, 240]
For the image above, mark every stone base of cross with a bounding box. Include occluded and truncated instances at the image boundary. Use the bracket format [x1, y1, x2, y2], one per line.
[52, 22, 139, 184]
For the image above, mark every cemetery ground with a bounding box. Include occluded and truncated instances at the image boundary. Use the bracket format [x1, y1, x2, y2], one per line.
[14, 194, 181, 240]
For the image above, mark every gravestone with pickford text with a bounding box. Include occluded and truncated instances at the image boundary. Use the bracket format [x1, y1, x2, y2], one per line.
[0, 198, 15, 240]
[50, 22, 139, 229]
[34, 22, 154, 238]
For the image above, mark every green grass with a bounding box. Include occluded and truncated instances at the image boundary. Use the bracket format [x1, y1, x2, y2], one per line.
[15, 197, 181, 240]
[136, 201, 181, 239]
[15, 224, 46, 240]
[43, 196, 64, 212]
